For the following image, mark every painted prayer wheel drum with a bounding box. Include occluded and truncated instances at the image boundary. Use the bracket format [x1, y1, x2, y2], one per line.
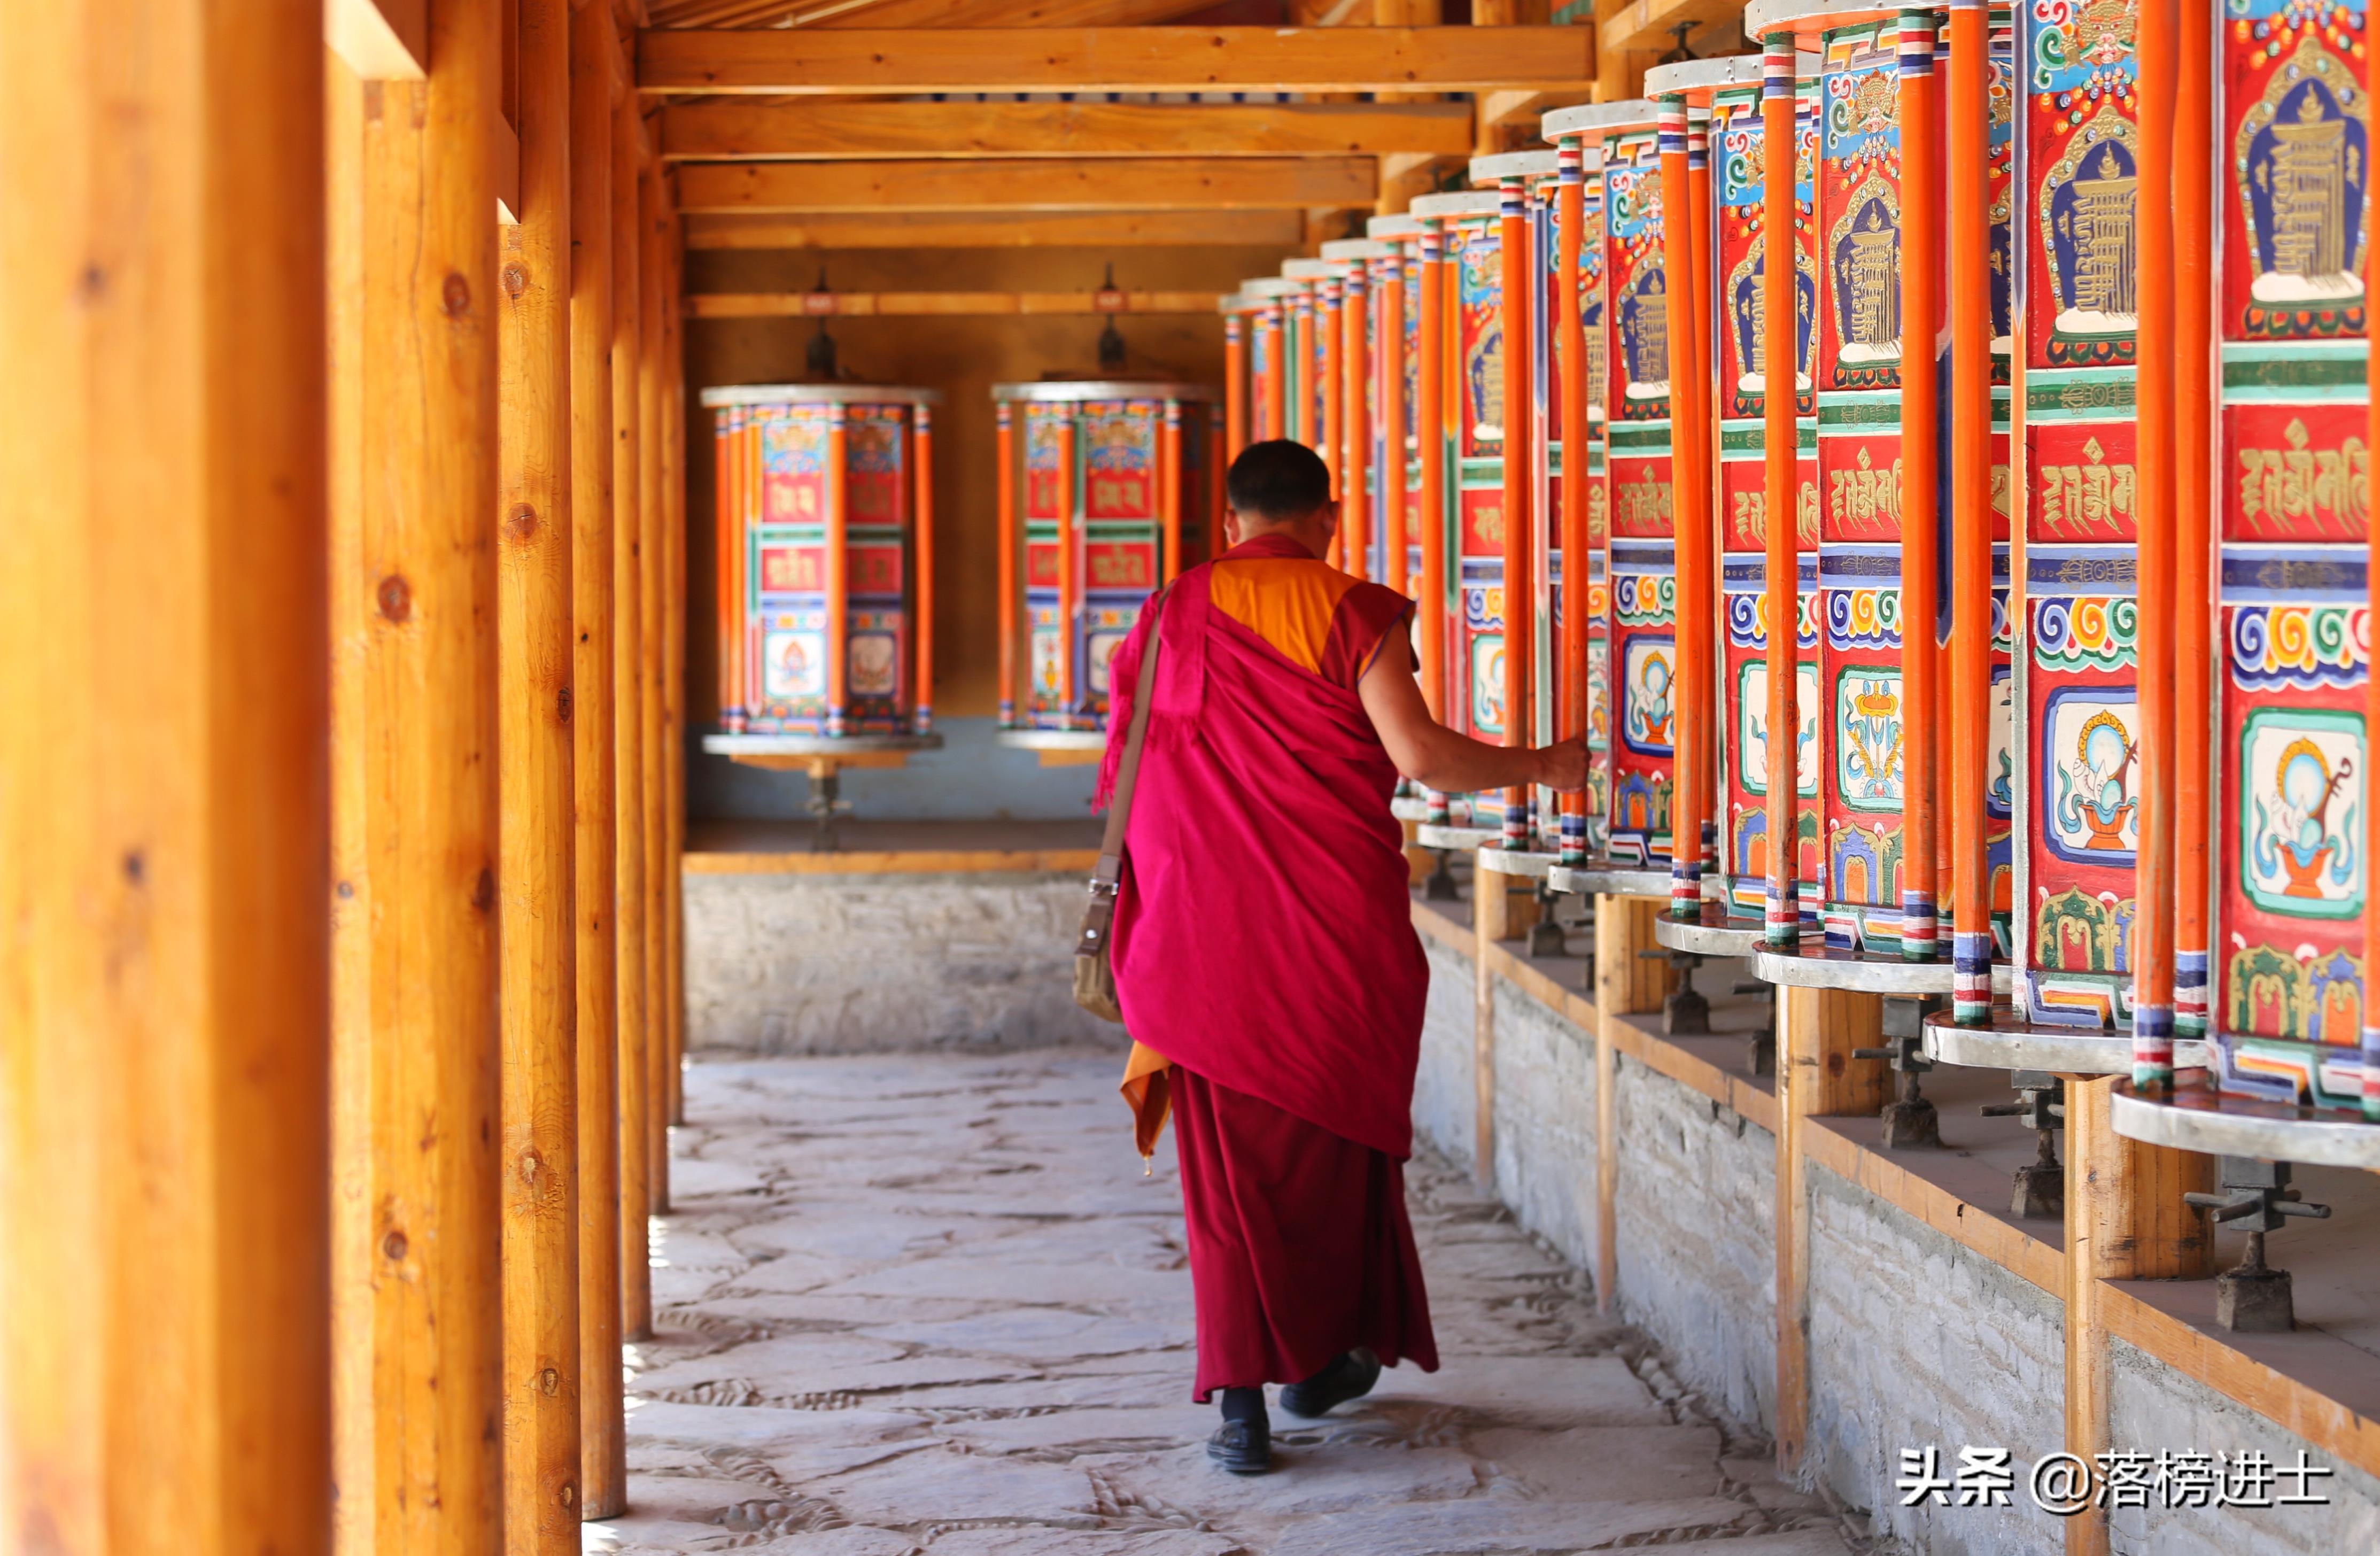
[1321, 237, 1405, 587]
[1562, 156, 1615, 853]
[706, 383, 940, 739]
[1707, 55, 1826, 916]
[1280, 258, 1343, 453]
[2012, 0, 2151, 1028]
[1411, 189, 1520, 764]
[1218, 291, 1265, 462]
[2206, 0, 2372, 1110]
[1740, 1, 2016, 954]
[1546, 99, 1677, 868]
[993, 380, 1220, 738]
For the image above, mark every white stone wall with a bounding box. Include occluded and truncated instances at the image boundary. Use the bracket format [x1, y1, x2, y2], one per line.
[1414, 935, 1478, 1174]
[1803, 1164, 2067, 1555]
[1610, 1059, 1777, 1434]
[684, 871, 1119, 1054]
[1487, 977, 1598, 1269]
[2106, 1336, 2380, 1555]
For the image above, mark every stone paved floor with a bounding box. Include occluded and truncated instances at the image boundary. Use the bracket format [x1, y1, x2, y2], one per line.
[588, 1051, 1869, 1556]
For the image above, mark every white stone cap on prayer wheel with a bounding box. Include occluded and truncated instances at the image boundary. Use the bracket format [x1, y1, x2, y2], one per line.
[700, 383, 941, 408]
[1366, 213, 1425, 241]
[990, 380, 1220, 402]
[1641, 52, 1766, 102]
[1319, 238, 1398, 262]
[1280, 258, 1354, 280]
[1467, 149, 1559, 186]
[1407, 190, 1502, 220]
[1240, 276, 1306, 299]
[1743, 0, 1901, 45]
[1541, 99, 1657, 139]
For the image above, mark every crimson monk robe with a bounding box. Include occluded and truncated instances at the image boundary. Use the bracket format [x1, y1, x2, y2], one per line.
[1105, 533, 1438, 1401]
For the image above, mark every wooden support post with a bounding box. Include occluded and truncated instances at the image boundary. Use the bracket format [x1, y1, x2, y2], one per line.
[2064, 1078, 2213, 1556]
[499, 0, 582, 1541]
[1, 3, 330, 1544]
[639, 151, 671, 1218]
[341, 0, 507, 1540]
[996, 402, 1018, 725]
[610, 82, 653, 1345]
[663, 214, 689, 1137]
[1593, 897, 1673, 1314]
[1775, 988, 1888, 1476]
[568, 0, 626, 1515]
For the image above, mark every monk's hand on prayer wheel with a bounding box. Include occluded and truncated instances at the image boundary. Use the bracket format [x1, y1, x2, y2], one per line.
[1531, 737, 1590, 796]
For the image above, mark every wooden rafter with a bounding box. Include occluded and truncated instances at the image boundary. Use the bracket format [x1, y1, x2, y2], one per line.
[687, 289, 1223, 316]
[660, 99, 1473, 160]
[637, 25, 1600, 95]
[683, 208, 1306, 246]
[676, 154, 1377, 211]
[1593, 0, 1736, 57]
[649, 0, 1215, 25]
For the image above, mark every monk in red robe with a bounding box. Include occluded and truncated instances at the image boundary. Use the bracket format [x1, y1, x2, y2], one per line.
[1100, 440, 1586, 1473]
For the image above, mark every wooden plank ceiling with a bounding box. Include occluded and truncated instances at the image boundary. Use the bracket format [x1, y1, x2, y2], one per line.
[642, 0, 1630, 281]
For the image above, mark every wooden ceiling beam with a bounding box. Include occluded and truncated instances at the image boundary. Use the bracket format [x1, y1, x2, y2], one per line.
[683, 208, 1305, 247]
[661, 99, 1474, 160]
[677, 154, 1376, 212]
[1594, 0, 1736, 57]
[688, 289, 1223, 316]
[636, 25, 1600, 95]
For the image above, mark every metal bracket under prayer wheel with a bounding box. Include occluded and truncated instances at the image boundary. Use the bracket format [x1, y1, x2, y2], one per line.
[2184, 1158, 2332, 1334]
[1979, 1071, 2065, 1220]
[1639, 946, 1710, 1036]
[1854, 996, 1943, 1150]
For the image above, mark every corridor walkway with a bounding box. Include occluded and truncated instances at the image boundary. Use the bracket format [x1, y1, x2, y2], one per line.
[591, 1051, 1867, 1556]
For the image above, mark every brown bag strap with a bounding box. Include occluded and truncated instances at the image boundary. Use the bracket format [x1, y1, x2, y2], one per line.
[1091, 587, 1168, 892]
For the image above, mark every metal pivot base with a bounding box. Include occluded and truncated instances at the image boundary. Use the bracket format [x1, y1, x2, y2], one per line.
[1981, 1071, 2066, 1220]
[1527, 915, 1567, 958]
[1424, 851, 1462, 901]
[1642, 947, 1710, 1035]
[2184, 1158, 2332, 1333]
[1858, 997, 1942, 1150]
[804, 768, 852, 852]
[1732, 979, 1776, 1077]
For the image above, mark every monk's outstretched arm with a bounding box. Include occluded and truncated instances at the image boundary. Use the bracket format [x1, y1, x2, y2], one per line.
[1358, 629, 1587, 795]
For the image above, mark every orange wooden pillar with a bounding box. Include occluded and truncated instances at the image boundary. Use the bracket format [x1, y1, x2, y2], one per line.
[1, 2, 332, 1546]
[1055, 414, 1079, 716]
[1655, 98, 1705, 914]
[1498, 174, 1536, 850]
[1948, 0, 1997, 1024]
[1161, 401, 1184, 584]
[1897, 13, 1943, 964]
[1417, 215, 1452, 742]
[1223, 308, 1250, 459]
[1342, 264, 1371, 581]
[498, 0, 582, 1542]
[1555, 137, 1591, 866]
[1378, 246, 1409, 596]
[337, 0, 507, 1541]
[608, 82, 653, 1345]
[916, 404, 937, 729]
[2176, 0, 2214, 1049]
[1262, 301, 1288, 441]
[1760, 39, 1800, 948]
[565, 0, 625, 1515]
[1321, 274, 1345, 558]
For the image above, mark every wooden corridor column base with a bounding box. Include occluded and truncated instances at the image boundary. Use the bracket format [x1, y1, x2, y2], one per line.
[1593, 896, 1672, 1316]
[1774, 988, 1888, 1476]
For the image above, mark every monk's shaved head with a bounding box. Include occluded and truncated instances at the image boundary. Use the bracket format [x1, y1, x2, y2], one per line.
[1226, 440, 1332, 522]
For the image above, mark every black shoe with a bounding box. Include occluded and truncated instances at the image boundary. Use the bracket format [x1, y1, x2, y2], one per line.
[1278, 1348, 1382, 1420]
[1206, 1415, 1273, 1474]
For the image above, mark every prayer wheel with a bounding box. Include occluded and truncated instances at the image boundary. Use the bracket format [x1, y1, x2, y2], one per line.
[1281, 256, 1359, 561]
[1218, 291, 1264, 463]
[1636, 52, 1821, 956]
[1409, 190, 1521, 787]
[1320, 236, 1404, 589]
[1241, 276, 1303, 445]
[992, 380, 1220, 753]
[1365, 214, 1431, 606]
[1544, 100, 1676, 873]
[1728, 3, 2017, 998]
[2203, 0, 2371, 1114]
[703, 383, 942, 746]
[2011, 0, 2151, 1034]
